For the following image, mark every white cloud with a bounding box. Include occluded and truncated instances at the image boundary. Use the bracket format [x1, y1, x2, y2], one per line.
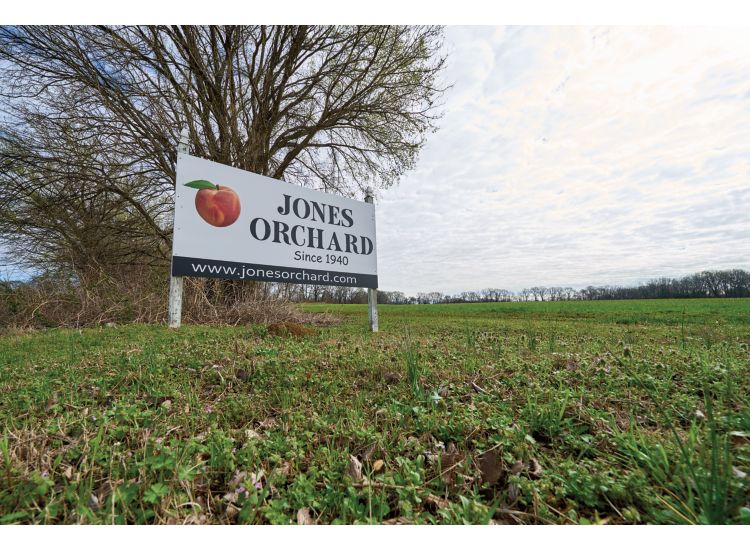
[376, 26, 750, 295]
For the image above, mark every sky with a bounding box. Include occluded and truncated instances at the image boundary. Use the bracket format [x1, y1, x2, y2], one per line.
[375, 26, 750, 295]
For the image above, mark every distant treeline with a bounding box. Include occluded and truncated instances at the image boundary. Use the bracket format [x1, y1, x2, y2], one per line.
[3, 269, 748, 329]
[281, 269, 750, 304]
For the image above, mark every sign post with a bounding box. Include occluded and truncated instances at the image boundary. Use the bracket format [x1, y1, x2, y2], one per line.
[168, 129, 189, 328]
[364, 188, 378, 333]
[168, 151, 378, 329]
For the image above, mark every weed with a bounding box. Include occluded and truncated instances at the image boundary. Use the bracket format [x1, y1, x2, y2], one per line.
[670, 391, 745, 524]
[680, 309, 687, 350]
[403, 332, 421, 398]
[523, 389, 571, 442]
[623, 372, 749, 524]
[525, 326, 538, 352]
[547, 330, 557, 353]
[465, 326, 476, 349]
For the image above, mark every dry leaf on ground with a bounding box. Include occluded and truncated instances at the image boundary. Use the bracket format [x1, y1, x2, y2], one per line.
[348, 455, 363, 482]
[259, 417, 277, 430]
[362, 443, 377, 461]
[273, 462, 291, 478]
[297, 507, 315, 525]
[511, 460, 525, 475]
[529, 458, 543, 479]
[423, 494, 450, 511]
[382, 517, 412, 525]
[508, 483, 520, 503]
[440, 443, 462, 486]
[479, 449, 503, 486]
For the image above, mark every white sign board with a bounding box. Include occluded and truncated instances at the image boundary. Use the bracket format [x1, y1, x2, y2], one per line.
[172, 154, 378, 288]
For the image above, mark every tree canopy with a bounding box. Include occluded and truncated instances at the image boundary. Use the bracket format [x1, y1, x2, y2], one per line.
[0, 25, 447, 274]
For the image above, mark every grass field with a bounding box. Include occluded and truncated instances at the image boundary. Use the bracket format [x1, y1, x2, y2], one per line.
[1, 299, 749, 524]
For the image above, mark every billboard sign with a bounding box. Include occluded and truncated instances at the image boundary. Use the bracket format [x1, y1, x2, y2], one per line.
[172, 154, 378, 288]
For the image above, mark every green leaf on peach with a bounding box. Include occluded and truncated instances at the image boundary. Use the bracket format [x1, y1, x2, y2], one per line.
[184, 180, 218, 190]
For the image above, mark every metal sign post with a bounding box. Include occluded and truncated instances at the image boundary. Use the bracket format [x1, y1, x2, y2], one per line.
[168, 129, 189, 328]
[364, 189, 378, 332]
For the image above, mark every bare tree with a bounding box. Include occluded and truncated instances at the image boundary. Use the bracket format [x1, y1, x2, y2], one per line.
[529, 286, 549, 302]
[0, 25, 447, 277]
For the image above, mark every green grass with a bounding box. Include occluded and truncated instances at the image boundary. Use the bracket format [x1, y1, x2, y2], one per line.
[1, 299, 749, 524]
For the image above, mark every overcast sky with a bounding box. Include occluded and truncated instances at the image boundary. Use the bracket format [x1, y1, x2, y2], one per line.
[375, 26, 750, 295]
